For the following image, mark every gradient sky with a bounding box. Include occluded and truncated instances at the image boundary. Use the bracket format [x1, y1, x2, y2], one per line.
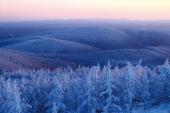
[0, 0, 170, 21]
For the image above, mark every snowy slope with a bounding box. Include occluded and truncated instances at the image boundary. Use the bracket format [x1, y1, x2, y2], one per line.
[0, 48, 77, 70]
[0, 20, 170, 67]
[41, 46, 170, 66]
[4, 38, 99, 53]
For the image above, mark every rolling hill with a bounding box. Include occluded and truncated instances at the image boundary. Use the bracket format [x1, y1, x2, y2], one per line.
[0, 20, 170, 69]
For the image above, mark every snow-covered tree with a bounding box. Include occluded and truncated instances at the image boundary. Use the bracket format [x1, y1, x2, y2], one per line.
[100, 62, 121, 113]
[141, 67, 151, 110]
[0, 61, 170, 113]
[67, 76, 85, 112]
[158, 59, 170, 102]
[124, 62, 135, 111]
[78, 66, 98, 113]
[45, 80, 65, 113]
[0, 80, 27, 113]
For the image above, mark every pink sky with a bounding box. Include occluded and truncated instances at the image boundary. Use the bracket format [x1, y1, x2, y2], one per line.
[0, 0, 170, 21]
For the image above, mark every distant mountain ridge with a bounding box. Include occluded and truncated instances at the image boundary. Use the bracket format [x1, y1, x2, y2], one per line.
[0, 20, 170, 69]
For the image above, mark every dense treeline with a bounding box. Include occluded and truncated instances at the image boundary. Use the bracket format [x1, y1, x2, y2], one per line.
[0, 60, 170, 113]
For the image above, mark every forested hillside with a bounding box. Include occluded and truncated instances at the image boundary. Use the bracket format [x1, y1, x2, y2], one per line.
[0, 60, 170, 113]
[1, 21, 170, 67]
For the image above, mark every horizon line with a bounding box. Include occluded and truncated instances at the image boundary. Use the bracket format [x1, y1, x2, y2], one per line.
[1, 18, 170, 23]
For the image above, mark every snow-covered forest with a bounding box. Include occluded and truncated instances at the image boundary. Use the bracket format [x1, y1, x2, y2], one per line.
[0, 60, 170, 113]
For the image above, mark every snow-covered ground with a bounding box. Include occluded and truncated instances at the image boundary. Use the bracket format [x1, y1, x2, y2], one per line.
[132, 103, 170, 113]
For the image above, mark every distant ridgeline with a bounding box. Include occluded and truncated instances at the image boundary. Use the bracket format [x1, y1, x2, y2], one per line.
[1, 21, 170, 70]
[0, 60, 170, 113]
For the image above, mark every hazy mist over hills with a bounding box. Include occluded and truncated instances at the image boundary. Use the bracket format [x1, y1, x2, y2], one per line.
[0, 20, 170, 69]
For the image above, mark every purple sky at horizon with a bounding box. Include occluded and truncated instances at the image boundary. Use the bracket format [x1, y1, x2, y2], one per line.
[0, 0, 170, 21]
